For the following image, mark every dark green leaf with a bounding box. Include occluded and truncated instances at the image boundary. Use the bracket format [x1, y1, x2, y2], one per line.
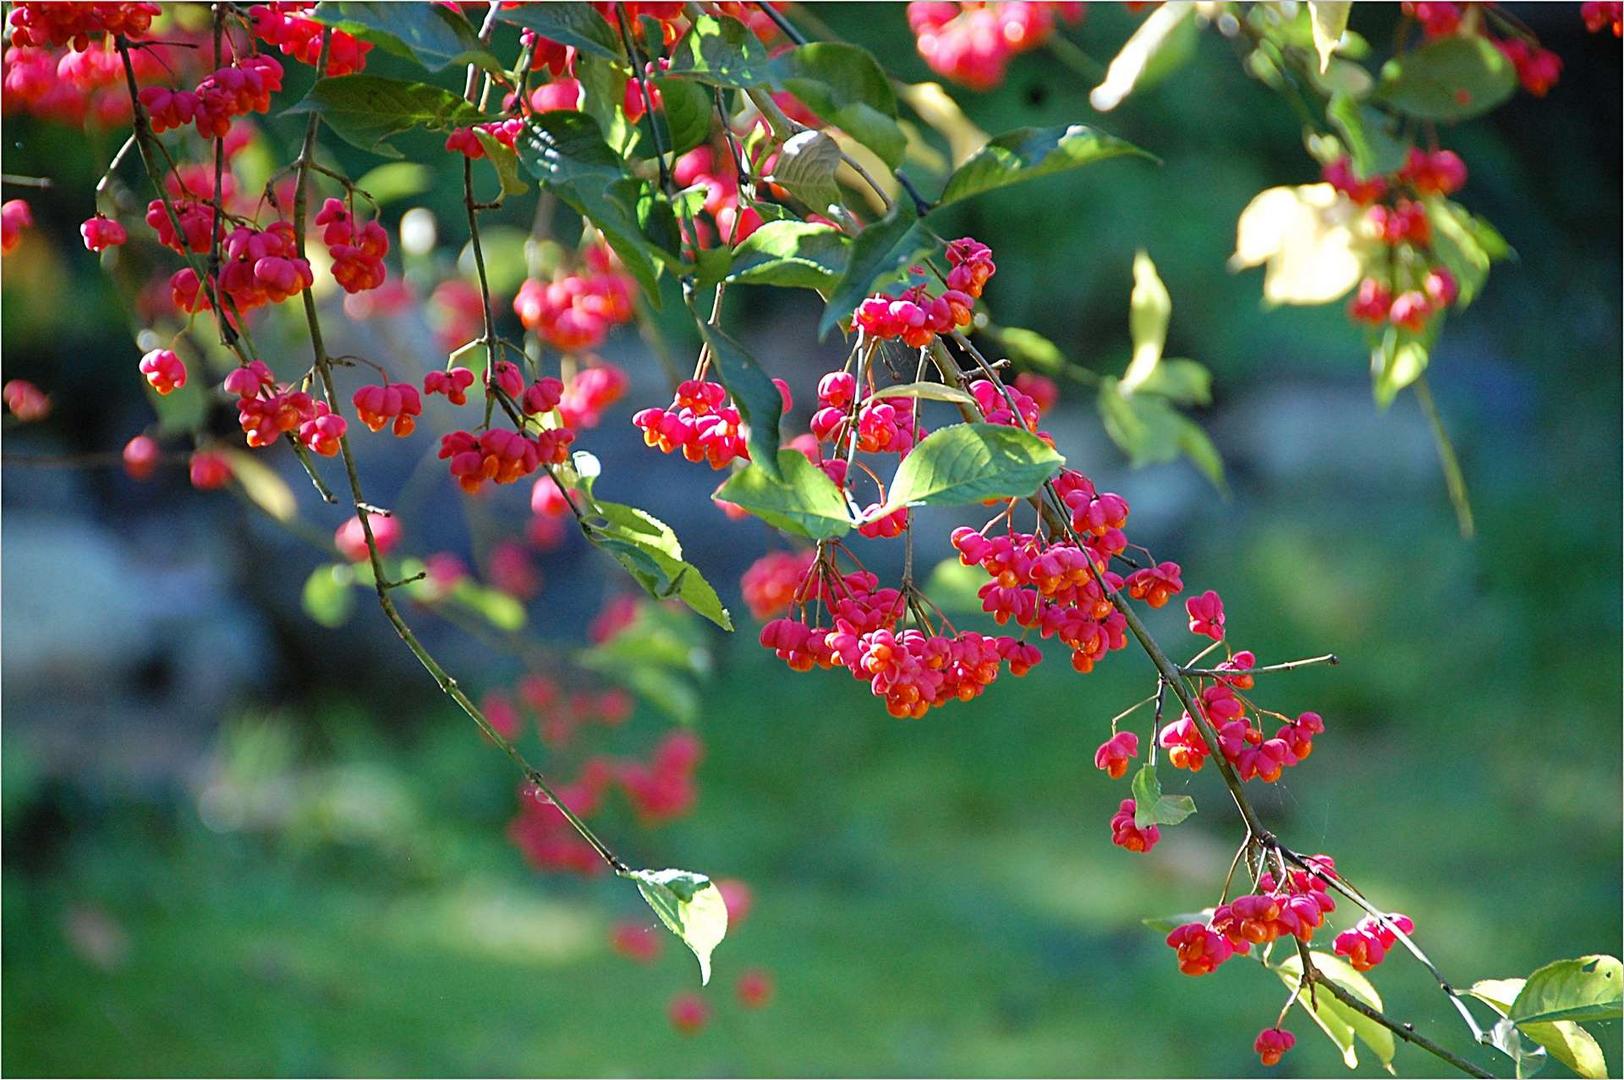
[1377, 35, 1516, 122]
[695, 321, 782, 477]
[623, 867, 728, 985]
[285, 75, 492, 158]
[727, 221, 850, 290]
[818, 200, 931, 338]
[1327, 94, 1409, 179]
[516, 112, 678, 301]
[495, 2, 622, 61]
[714, 450, 853, 540]
[311, 2, 501, 73]
[666, 12, 775, 87]
[1511, 955, 1623, 1025]
[651, 76, 714, 157]
[879, 422, 1063, 514]
[780, 42, 905, 168]
[938, 124, 1152, 208]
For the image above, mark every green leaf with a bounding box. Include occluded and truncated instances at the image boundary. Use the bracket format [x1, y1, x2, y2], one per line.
[1089, 1, 1198, 111]
[447, 578, 527, 632]
[1274, 951, 1398, 1071]
[1424, 196, 1510, 308]
[516, 111, 678, 301]
[1470, 978, 1610, 1080]
[624, 868, 728, 985]
[666, 12, 776, 87]
[310, 2, 500, 73]
[1308, 1, 1353, 73]
[223, 449, 296, 522]
[921, 556, 989, 614]
[869, 382, 977, 407]
[991, 325, 1065, 372]
[780, 42, 905, 169]
[495, 2, 622, 61]
[879, 422, 1063, 515]
[586, 501, 732, 630]
[1134, 358, 1212, 406]
[649, 76, 714, 157]
[1327, 95, 1409, 179]
[714, 450, 852, 540]
[301, 563, 354, 628]
[472, 130, 530, 197]
[1098, 376, 1224, 488]
[1141, 908, 1216, 934]
[1129, 764, 1196, 829]
[285, 75, 491, 159]
[727, 220, 850, 290]
[765, 130, 846, 217]
[1377, 35, 1517, 122]
[353, 161, 434, 204]
[937, 124, 1152, 208]
[1122, 249, 1170, 391]
[818, 200, 931, 338]
[1511, 956, 1623, 1026]
[695, 320, 782, 478]
[1370, 330, 1429, 408]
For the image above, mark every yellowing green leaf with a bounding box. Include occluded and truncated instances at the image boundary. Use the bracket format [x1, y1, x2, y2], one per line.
[1231, 183, 1363, 306]
[1309, 2, 1353, 74]
[624, 868, 728, 985]
[1123, 250, 1170, 392]
[224, 449, 296, 522]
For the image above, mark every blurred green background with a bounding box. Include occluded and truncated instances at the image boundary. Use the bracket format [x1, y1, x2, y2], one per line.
[2, 4, 1620, 1077]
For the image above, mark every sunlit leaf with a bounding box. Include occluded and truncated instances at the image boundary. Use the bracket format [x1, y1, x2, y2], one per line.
[937, 124, 1152, 208]
[496, 2, 622, 61]
[1308, 1, 1353, 74]
[879, 422, 1063, 515]
[766, 130, 846, 217]
[624, 867, 728, 985]
[224, 449, 296, 522]
[473, 130, 530, 197]
[1231, 183, 1363, 306]
[586, 501, 732, 630]
[1470, 978, 1610, 1079]
[1122, 250, 1170, 392]
[726, 220, 850, 290]
[1274, 951, 1398, 1071]
[1511, 955, 1623, 1026]
[714, 450, 852, 540]
[1090, 2, 1197, 111]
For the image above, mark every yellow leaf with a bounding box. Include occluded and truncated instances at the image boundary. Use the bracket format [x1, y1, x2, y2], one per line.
[224, 448, 296, 522]
[1231, 183, 1363, 306]
[1309, 1, 1353, 74]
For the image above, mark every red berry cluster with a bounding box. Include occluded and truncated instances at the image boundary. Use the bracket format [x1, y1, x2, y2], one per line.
[175, 220, 315, 314]
[1323, 150, 1467, 335]
[313, 198, 389, 294]
[1334, 911, 1416, 971]
[138, 53, 283, 137]
[673, 145, 762, 248]
[1583, 1, 1623, 35]
[225, 359, 318, 449]
[633, 379, 752, 469]
[1159, 665, 1326, 785]
[248, 2, 371, 76]
[5, 2, 158, 51]
[508, 730, 703, 874]
[351, 382, 421, 437]
[740, 549, 818, 620]
[513, 246, 636, 353]
[906, 2, 1084, 90]
[444, 116, 527, 159]
[1165, 856, 1339, 976]
[809, 371, 921, 456]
